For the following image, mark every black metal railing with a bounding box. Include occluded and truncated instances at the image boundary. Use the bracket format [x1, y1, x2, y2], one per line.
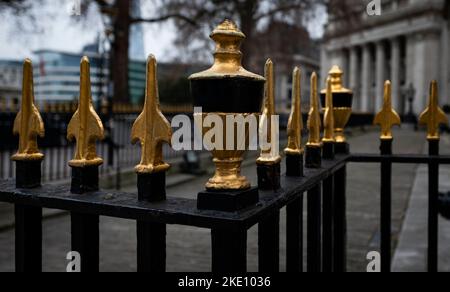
[2, 135, 449, 272]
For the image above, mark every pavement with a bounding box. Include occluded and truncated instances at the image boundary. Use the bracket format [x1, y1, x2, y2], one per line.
[392, 134, 450, 272]
[0, 127, 447, 272]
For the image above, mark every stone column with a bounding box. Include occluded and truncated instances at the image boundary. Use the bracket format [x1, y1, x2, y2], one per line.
[391, 38, 401, 112]
[361, 44, 371, 112]
[349, 47, 359, 110]
[375, 42, 386, 112]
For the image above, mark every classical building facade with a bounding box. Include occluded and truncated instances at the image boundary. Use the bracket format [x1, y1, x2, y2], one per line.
[321, 0, 449, 115]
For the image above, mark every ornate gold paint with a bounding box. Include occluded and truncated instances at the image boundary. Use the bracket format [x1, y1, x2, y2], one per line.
[131, 55, 173, 174]
[374, 81, 401, 140]
[257, 59, 281, 166]
[323, 77, 335, 143]
[321, 65, 353, 143]
[189, 20, 265, 191]
[12, 59, 45, 162]
[189, 20, 265, 82]
[307, 72, 322, 147]
[285, 67, 304, 156]
[67, 57, 105, 167]
[419, 81, 449, 140]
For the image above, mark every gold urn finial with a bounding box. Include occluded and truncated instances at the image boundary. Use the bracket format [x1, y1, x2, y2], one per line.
[285, 67, 303, 156]
[323, 77, 335, 143]
[374, 81, 401, 140]
[189, 20, 264, 81]
[326, 65, 352, 94]
[307, 72, 322, 147]
[67, 57, 105, 167]
[12, 59, 45, 161]
[419, 81, 448, 140]
[257, 59, 281, 165]
[131, 55, 173, 174]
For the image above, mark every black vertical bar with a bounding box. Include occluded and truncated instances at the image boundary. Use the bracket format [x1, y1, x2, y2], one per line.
[333, 166, 347, 272]
[307, 184, 322, 272]
[137, 221, 166, 272]
[15, 205, 42, 272]
[380, 139, 393, 272]
[70, 165, 100, 272]
[428, 139, 439, 272]
[137, 172, 167, 272]
[322, 175, 334, 272]
[258, 210, 280, 272]
[286, 195, 303, 272]
[212, 226, 247, 273]
[14, 160, 43, 272]
[71, 213, 99, 272]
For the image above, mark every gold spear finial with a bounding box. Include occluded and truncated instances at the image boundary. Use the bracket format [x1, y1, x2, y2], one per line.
[67, 57, 105, 167]
[419, 81, 449, 140]
[12, 59, 45, 161]
[285, 67, 303, 156]
[131, 55, 173, 174]
[257, 59, 281, 165]
[323, 77, 335, 143]
[307, 72, 322, 147]
[374, 81, 401, 140]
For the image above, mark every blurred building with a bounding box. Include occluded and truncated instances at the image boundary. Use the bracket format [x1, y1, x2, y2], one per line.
[33, 48, 146, 105]
[0, 60, 22, 106]
[129, 0, 146, 61]
[321, 0, 449, 115]
[250, 21, 320, 114]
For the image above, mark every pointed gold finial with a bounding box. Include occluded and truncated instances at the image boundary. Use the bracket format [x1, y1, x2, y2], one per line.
[257, 59, 281, 165]
[12, 59, 45, 161]
[285, 67, 303, 156]
[67, 57, 105, 167]
[307, 72, 322, 147]
[419, 81, 449, 140]
[374, 81, 401, 140]
[131, 55, 173, 174]
[323, 77, 335, 143]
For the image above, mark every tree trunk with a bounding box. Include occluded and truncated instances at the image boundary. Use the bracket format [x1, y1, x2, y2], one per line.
[238, 0, 258, 71]
[111, 0, 131, 103]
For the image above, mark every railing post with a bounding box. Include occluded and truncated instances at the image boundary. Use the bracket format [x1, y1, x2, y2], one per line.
[212, 226, 248, 273]
[428, 139, 439, 272]
[67, 57, 104, 273]
[322, 143, 335, 272]
[380, 139, 393, 272]
[333, 166, 347, 272]
[136, 172, 167, 272]
[12, 59, 45, 272]
[132, 55, 170, 273]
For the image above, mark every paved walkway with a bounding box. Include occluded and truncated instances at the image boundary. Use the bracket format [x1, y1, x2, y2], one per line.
[392, 134, 450, 272]
[0, 128, 438, 272]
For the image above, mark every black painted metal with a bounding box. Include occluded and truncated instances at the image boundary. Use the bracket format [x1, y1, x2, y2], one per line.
[286, 196, 303, 272]
[257, 163, 281, 191]
[286, 154, 304, 177]
[333, 166, 347, 272]
[307, 184, 322, 272]
[197, 187, 259, 212]
[71, 212, 99, 272]
[70, 165, 100, 272]
[136, 171, 167, 272]
[323, 142, 335, 160]
[258, 210, 280, 272]
[137, 221, 166, 272]
[211, 226, 247, 273]
[305, 146, 322, 169]
[380, 139, 393, 272]
[15, 204, 42, 272]
[14, 160, 43, 272]
[428, 140, 439, 272]
[322, 175, 334, 272]
[137, 172, 167, 202]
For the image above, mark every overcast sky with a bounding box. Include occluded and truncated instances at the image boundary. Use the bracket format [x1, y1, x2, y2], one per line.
[0, 0, 327, 62]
